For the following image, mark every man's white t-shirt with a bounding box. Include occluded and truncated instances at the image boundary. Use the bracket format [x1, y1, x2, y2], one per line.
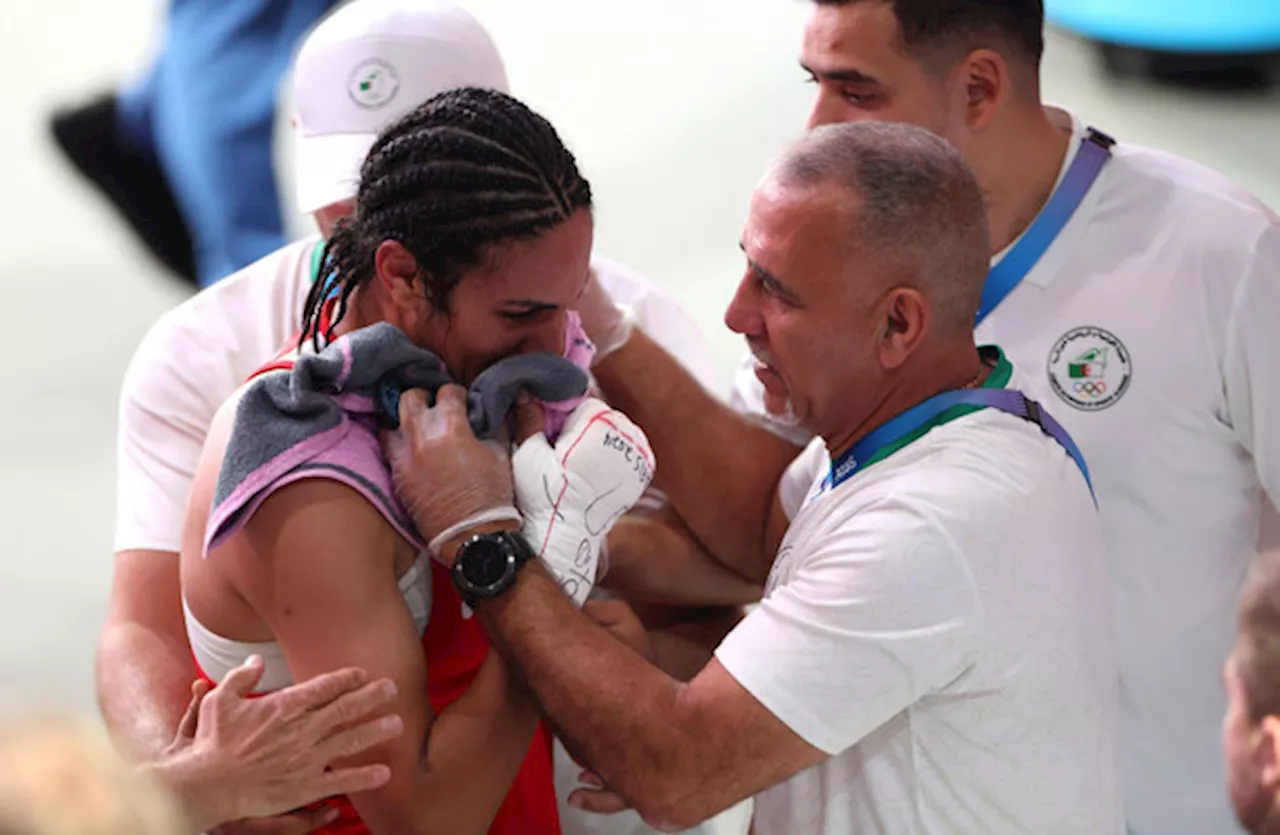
[731, 107, 1280, 835]
[115, 239, 318, 554]
[717, 358, 1123, 835]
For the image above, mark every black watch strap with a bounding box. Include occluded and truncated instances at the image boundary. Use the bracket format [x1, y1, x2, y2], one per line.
[450, 530, 535, 607]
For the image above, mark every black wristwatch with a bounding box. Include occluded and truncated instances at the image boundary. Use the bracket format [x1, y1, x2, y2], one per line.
[451, 530, 535, 607]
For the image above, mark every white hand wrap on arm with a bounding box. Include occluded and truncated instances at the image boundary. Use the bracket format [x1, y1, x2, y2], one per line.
[513, 398, 655, 605]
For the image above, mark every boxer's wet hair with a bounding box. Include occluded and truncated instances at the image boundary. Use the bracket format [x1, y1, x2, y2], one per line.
[300, 87, 592, 349]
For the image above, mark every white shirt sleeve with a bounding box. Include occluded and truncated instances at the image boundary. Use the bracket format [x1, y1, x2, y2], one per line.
[777, 438, 826, 522]
[715, 498, 983, 756]
[113, 240, 317, 554]
[114, 314, 225, 554]
[1224, 222, 1280, 511]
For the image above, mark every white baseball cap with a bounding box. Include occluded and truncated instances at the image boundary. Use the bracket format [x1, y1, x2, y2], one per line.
[292, 0, 510, 214]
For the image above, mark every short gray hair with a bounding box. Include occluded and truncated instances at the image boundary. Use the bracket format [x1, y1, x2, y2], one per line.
[773, 121, 989, 333]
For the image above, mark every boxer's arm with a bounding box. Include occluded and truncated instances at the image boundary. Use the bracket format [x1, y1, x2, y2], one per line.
[577, 600, 741, 685]
[591, 329, 801, 582]
[241, 480, 538, 835]
[643, 605, 747, 682]
[600, 504, 763, 606]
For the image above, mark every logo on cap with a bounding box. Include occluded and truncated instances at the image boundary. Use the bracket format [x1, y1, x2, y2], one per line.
[347, 59, 399, 109]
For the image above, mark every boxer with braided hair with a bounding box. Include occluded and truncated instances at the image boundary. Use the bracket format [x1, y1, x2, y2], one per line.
[179, 86, 601, 835]
[302, 86, 592, 355]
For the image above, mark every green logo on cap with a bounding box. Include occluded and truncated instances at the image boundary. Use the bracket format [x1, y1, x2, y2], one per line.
[347, 59, 399, 109]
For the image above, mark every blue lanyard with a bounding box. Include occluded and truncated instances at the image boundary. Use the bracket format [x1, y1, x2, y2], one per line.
[976, 128, 1115, 325]
[822, 388, 1094, 500]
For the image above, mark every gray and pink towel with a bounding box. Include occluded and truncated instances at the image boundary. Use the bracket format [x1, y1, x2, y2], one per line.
[204, 314, 595, 556]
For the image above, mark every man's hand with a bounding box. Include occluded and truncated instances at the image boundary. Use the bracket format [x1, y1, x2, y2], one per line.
[568, 769, 634, 816]
[150, 657, 403, 831]
[160, 678, 211, 759]
[383, 385, 520, 555]
[161, 681, 338, 835]
[512, 396, 655, 604]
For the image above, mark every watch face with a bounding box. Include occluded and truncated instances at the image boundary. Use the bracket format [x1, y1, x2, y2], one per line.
[462, 538, 513, 589]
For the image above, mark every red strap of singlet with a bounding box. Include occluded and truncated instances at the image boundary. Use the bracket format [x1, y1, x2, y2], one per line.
[249, 297, 339, 382]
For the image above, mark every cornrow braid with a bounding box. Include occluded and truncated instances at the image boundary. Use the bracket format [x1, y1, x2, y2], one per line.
[300, 87, 593, 350]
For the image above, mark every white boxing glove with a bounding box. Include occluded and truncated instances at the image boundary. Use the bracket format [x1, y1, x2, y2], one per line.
[513, 398, 655, 605]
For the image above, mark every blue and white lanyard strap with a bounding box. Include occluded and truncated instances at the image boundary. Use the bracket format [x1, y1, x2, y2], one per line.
[976, 127, 1116, 326]
[822, 388, 1094, 502]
